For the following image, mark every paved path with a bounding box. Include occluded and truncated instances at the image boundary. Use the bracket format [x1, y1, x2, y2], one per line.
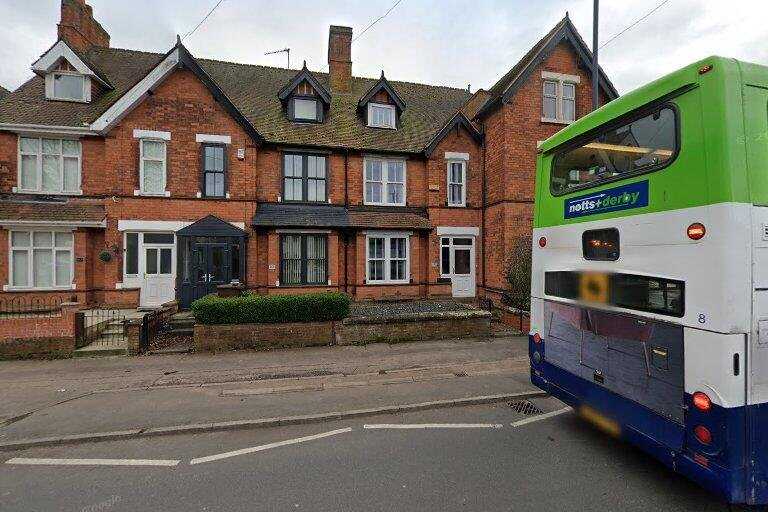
[0, 399, 728, 511]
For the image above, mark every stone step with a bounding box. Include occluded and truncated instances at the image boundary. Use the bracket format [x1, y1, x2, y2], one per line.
[169, 319, 195, 328]
[167, 327, 194, 336]
[97, 333, 127, 342]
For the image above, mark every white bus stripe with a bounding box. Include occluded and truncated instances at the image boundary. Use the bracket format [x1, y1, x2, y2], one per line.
[511, 407, 571, 427]
[363, 423, 503, 430]
[5, 458, 180, 467]
[189, 427, 352, 465]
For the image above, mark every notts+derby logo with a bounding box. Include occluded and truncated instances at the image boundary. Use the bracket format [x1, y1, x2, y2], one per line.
[564, 181, 649, 219]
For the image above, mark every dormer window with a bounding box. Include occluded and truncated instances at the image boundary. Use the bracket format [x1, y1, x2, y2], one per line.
[278, 62, 332, 125]
[293, 97, 319, 122]
[367, 103, 396, 129]
[52, 72, 86, 101]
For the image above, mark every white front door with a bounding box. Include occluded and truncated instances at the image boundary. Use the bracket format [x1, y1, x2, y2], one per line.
[140, 234, 176, 308]
[441, 236, 476, 298]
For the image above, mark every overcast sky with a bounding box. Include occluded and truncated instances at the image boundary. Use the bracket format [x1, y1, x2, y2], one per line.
[1, 0, 768, 95]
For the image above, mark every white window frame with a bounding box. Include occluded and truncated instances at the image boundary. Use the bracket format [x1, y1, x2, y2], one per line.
[363, 157, 407, 206]
[367, 102, 396, 129]
[541, 71, 580, 124]
[7, 229, 75, 291]
[16, 136, 82, 195]
[137, 138, 169, 196]
[365, 232, 410, 285]
[45, 71, 90, 103]
[439, 235, 475, 278]
[446, 160, 467, 207]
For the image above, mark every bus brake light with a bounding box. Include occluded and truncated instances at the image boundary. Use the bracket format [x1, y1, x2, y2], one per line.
[687, 223, 706, 240]
[692, 391, 712, 412]
[694, 425, 712, 445]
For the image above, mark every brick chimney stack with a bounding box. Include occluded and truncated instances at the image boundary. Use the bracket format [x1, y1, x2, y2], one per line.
[328, 26, 352, 93]
[58, 0, 110, 52]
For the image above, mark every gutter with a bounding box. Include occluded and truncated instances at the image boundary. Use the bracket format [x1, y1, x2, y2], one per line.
[0, 218, 107, 228]
[0, 123, 94, 137]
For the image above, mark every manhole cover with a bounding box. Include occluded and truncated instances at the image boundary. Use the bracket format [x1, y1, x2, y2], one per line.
[508, 399, 543, 416]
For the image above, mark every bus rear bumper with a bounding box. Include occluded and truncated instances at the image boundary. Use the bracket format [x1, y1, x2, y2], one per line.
[531, 360, 747, 504]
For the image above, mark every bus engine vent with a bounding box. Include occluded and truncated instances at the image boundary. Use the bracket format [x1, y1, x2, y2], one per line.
[508, 399, 543, 416]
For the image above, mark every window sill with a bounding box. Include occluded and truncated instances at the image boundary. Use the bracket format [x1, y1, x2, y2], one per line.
[13, 188, 83, 196]
[366, 125, 397, 130]
[446, 203, 466, 208]
[3, 284, 76, 292]
[364, 280, 411, 286]
[134, 190, 171, 197]
[45, 96, 89, 104]
[541, 117, 573, 125]
[363, 202, 407, 207]
[196, 192, 231, 199]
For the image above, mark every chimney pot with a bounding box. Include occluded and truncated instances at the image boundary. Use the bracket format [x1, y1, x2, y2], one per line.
[328, 25, 352, 93]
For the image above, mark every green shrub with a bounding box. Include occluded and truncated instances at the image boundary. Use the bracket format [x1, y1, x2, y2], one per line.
[191, 292, 351, 325]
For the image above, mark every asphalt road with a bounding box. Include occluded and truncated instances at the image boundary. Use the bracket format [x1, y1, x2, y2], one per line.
[0, 398, 730, 512]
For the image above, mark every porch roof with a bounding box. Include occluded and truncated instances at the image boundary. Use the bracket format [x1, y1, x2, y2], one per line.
[176, 214, 247, 237]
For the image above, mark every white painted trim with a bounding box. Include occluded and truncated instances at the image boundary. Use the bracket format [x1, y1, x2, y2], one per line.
[31, 40, 110, 87]
[541, 71, 581, 83]
[541, 117, 572, 125]
[195, 134, 231, 144]
[365, 232, 411, 285]
[444, 152, 469, 161]
[362, 156, 407, 206]
[12, 188, 83, 196]
[134, 189, 171, 197]
[0, 124, 93, 137]
[117, 220, 246, 231]
[367, 102, 397, 129]
[133, 129, 171, 141]
[436, 226, 479, 236]
[91, 49, 180, 133]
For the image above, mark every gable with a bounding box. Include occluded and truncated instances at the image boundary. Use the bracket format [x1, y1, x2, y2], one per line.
[31, 39, 112, 88]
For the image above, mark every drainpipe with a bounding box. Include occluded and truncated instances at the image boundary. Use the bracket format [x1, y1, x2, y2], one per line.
[592, 0, 600, 111]
[343, 150, 349, 294]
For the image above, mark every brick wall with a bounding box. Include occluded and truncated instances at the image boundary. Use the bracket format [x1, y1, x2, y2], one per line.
[0, 302, 80, 359]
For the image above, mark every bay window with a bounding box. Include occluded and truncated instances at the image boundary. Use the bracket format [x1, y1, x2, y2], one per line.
[280, 234, 328, 286]
[366, 233, 409, 284]
[10, 230, 73, 289]
[364, 158, 406, 206]
[18, 137, 81, 194]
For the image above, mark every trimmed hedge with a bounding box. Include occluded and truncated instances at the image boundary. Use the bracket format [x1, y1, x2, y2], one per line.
[191, 292, 351, 325]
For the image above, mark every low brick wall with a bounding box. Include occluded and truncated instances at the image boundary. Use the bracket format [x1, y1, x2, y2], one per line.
[336, 310, 492, 345]
[496, 305, 530, 333]
[194, 320, 335, 352]
[0, 302, 80, 359]
[126, 300, 179, 355]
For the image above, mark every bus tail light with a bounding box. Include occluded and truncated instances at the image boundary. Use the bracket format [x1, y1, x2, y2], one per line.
[687, 223, 706, 240]
[694, 425, 712, 445]
[692, 391, 712, 412]
[533, 332, 542, 344]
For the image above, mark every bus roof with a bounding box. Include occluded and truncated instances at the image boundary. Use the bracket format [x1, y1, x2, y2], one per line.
[538, 56, 739, 154]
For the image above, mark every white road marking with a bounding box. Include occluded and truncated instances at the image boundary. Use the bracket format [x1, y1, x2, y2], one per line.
[510, 407, 571, 428]
[363, 423, 503, 430]
[189, 427, 353, 465]
[5, 458, 180, 467]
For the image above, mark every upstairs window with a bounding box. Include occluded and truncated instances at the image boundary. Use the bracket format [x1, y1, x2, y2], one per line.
[368, 103, 396, 129]
[283, 153, 327, 202]
[140, 139, 167, 195]
[447, 160, 467, 206]
[293, 98, 319, 122]
[202, 144, 226, 197]
[52, 73, 85, 101]
[364, 157, 406, 206]
[542, 72, 580, 124]
[18, 137, 81, 194]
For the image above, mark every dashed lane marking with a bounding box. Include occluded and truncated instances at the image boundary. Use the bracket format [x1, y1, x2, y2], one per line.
[189, 427, 353, 465]
[5, 458, 180, 467]
[510, 407, 571, 428]
[363, 423, 503, 430]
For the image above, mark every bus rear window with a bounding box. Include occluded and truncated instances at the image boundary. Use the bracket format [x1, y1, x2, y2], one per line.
[551, 106, 677, 195]
[544, 271, 684, 317]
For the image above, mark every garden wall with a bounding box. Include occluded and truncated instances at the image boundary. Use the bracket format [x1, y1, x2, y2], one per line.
[0, 302, 81, 359]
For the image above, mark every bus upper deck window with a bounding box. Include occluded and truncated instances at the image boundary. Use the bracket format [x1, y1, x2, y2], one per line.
[551, 105, 677, 196]
[583, 228, 619, 261]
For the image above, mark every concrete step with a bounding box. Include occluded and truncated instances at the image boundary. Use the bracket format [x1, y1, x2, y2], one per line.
[96, 333, 127, 343]
[169, 319, 195, 329]
[167, 327, 194, 336]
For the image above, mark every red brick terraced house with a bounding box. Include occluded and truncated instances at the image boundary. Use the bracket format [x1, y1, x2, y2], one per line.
[0, 0, 617, 310]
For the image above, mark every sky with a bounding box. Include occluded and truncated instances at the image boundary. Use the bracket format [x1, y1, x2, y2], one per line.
[1, 0, 768, 95]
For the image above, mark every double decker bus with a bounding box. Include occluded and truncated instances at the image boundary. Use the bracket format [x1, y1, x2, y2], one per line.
[530, 56, 768, 505]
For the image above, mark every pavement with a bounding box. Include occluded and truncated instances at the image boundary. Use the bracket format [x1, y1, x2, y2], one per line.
[0, 336, 533, 447]
[0, 398, 729, 512]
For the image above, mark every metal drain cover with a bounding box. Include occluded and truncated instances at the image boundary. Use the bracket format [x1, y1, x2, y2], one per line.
[508, 399, 543, 416]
